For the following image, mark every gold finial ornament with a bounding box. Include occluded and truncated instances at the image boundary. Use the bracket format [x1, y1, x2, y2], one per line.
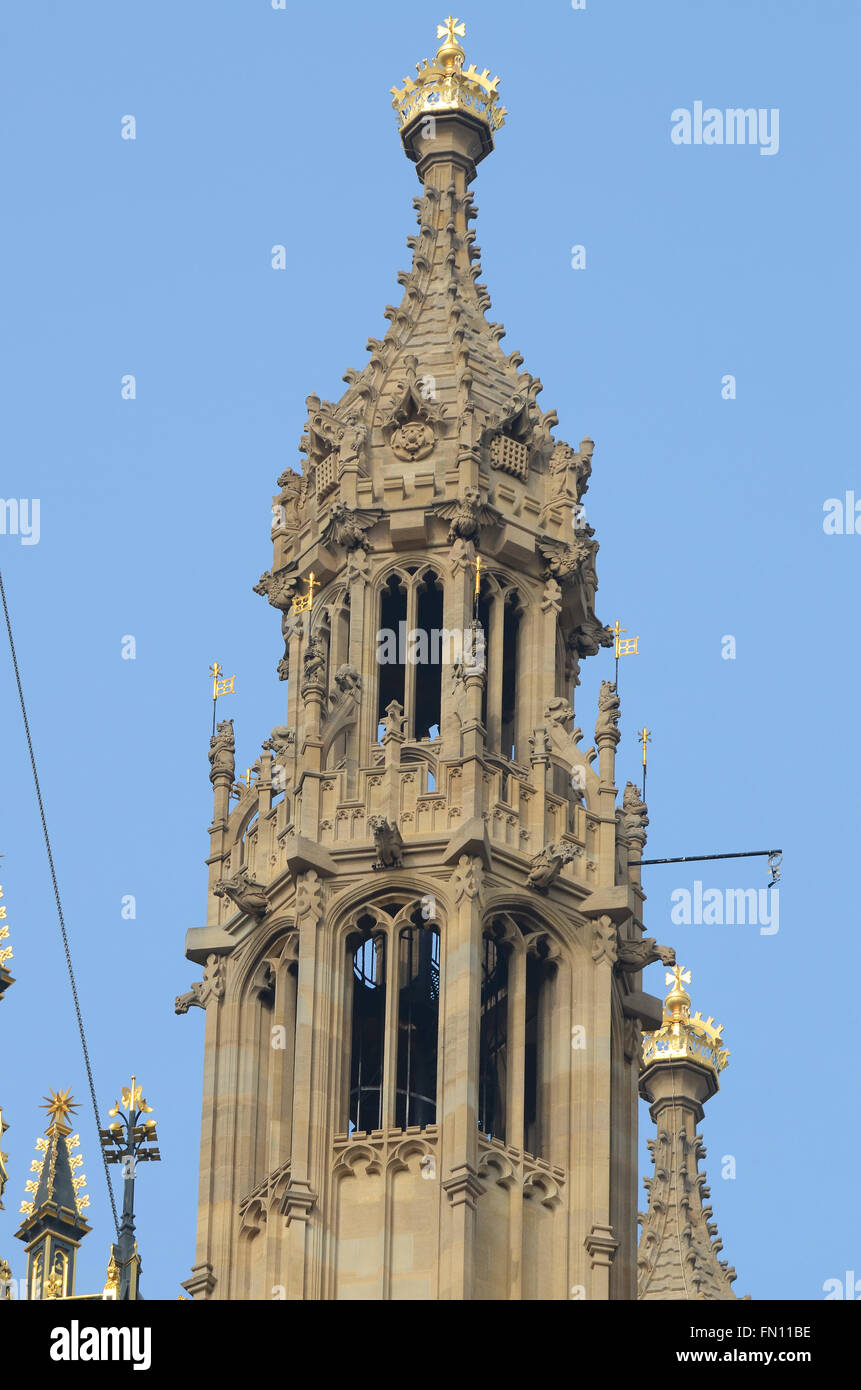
[391, 18, 506, 135]
[103, 1251, 120, 1300]
[641, 966, 730, 1077]
[41, 1089, 78, 1135]
[436, 16, 466, 71]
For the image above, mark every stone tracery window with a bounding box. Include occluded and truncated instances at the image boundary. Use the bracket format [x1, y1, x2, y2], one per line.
[349, 919, 387, 1134]
[346, 901, 441, 1135]
[395, 912, 440, 1128]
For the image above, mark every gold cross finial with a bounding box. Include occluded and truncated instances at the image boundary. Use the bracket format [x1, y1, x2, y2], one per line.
[437, 16, 466, 43]
[666, 965, 691, 990]
[243, 769, 252, 787]
[637, 727, 652, 766]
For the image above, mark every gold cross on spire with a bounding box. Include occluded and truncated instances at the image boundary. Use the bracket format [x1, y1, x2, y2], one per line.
[437, 16, 466, 43]
[665, 965, 692, 992]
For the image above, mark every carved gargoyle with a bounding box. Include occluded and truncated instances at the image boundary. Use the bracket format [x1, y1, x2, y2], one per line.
[174, 981, 205, 1014]
[526, 842, 577, 892]
[433, 486, 501, 544]
[369, 816, 404, 869]
[538, 535, 596, 584]
[319, 503, 380, 553]
[616, 938, 676, 973]
[569, 617, 614, 659]
[263, 725, 295, 755]
[253, 566, 298, 611]
[213, 866, 268, 919]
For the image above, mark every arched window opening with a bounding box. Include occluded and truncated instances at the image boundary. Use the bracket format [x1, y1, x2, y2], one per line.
[377, 575, 407, 722]
[475, 593, 491, 732]
[349, 925, 386, 1134]
[478, 934, 508, 1140]
[501, 597, 521, 760]
[395, 912, 440, 1128]
[523, 955, 543, 1155]
[413, 570, 444, 740]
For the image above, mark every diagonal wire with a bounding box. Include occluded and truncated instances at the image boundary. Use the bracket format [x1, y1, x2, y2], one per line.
[0, 567, 119, 1238]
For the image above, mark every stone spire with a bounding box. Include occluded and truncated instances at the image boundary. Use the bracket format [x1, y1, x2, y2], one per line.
[637, 968, 742, 1301]
[15, 1089, 91, 1300]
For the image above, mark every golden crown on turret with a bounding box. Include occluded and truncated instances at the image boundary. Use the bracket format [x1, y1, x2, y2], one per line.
[391, 17, 506, 134]
[641, 966, 730, 1076]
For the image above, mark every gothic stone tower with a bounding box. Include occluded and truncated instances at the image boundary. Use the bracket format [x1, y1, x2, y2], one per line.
[181, 19, 677, 1302]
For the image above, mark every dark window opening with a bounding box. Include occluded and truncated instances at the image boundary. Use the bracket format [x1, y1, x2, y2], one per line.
[523, 956, 543, 1155]
[349, 931, 386, 1134]
[475, 594, 491, 732]
[377, 575, 407, 722]
[414, 570, 444, 739]
[478, 935, 508, 1140]
[501, 600, 520, 760]
[395, 916, 440, 1128]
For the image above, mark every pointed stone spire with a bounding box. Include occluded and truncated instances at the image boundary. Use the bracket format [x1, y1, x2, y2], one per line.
[15, 1089, 91, 1300]
[637, 969, 742, 1300]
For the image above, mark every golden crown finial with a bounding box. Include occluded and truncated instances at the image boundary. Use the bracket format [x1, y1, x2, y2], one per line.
[391, 19, 506, 136]
[641, 966, 730, 1077]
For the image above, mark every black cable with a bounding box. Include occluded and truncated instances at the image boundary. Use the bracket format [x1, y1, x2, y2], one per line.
[0, 567, 119, 1238]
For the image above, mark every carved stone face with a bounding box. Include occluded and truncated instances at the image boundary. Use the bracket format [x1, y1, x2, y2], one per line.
[392, 420, 435, 461]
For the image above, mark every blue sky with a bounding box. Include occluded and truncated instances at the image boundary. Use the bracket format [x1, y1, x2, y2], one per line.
[1, 0, 858, 1300]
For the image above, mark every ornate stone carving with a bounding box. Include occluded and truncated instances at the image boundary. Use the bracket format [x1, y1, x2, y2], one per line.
[302, 635, 326, 686]
[263, 725, 295, 755]
[254, 567, 298, 611]
[392, 419, 435, 461]
[592, 915, 618, 965]
[619, 782, 649, 853]
[540, 576, 562, 614]
[320, 503, 380, 552]
[295, 869, 322, 924]
[545, 697, 575, 733]
[450, 854, 484, 904]
[175, 953, 226, 1013]
[369, 816, 405, 869]
[345, 546, 370, 585]
[380, 699, 406, 741]
[538, 535, 595, 584]
[596, 680, 621, 740]
[434, 486, 500, 544]
[333, 663, 362, 698]
[208, 720, 235, 783]
[526, 842, 577, 891]
[213, 867, 268, 920]
[616, 937, 676, 973]
[569, 617, 614, 659]
[336, 415, 368, 470]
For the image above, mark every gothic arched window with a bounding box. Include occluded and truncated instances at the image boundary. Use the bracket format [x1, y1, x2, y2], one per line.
[377, 574, 408, 726]
[413, 570, 444, 740]
[395, 913, 440, 1128]
[478, 933, 509, 1141]
[349, 922, 387, 1133]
